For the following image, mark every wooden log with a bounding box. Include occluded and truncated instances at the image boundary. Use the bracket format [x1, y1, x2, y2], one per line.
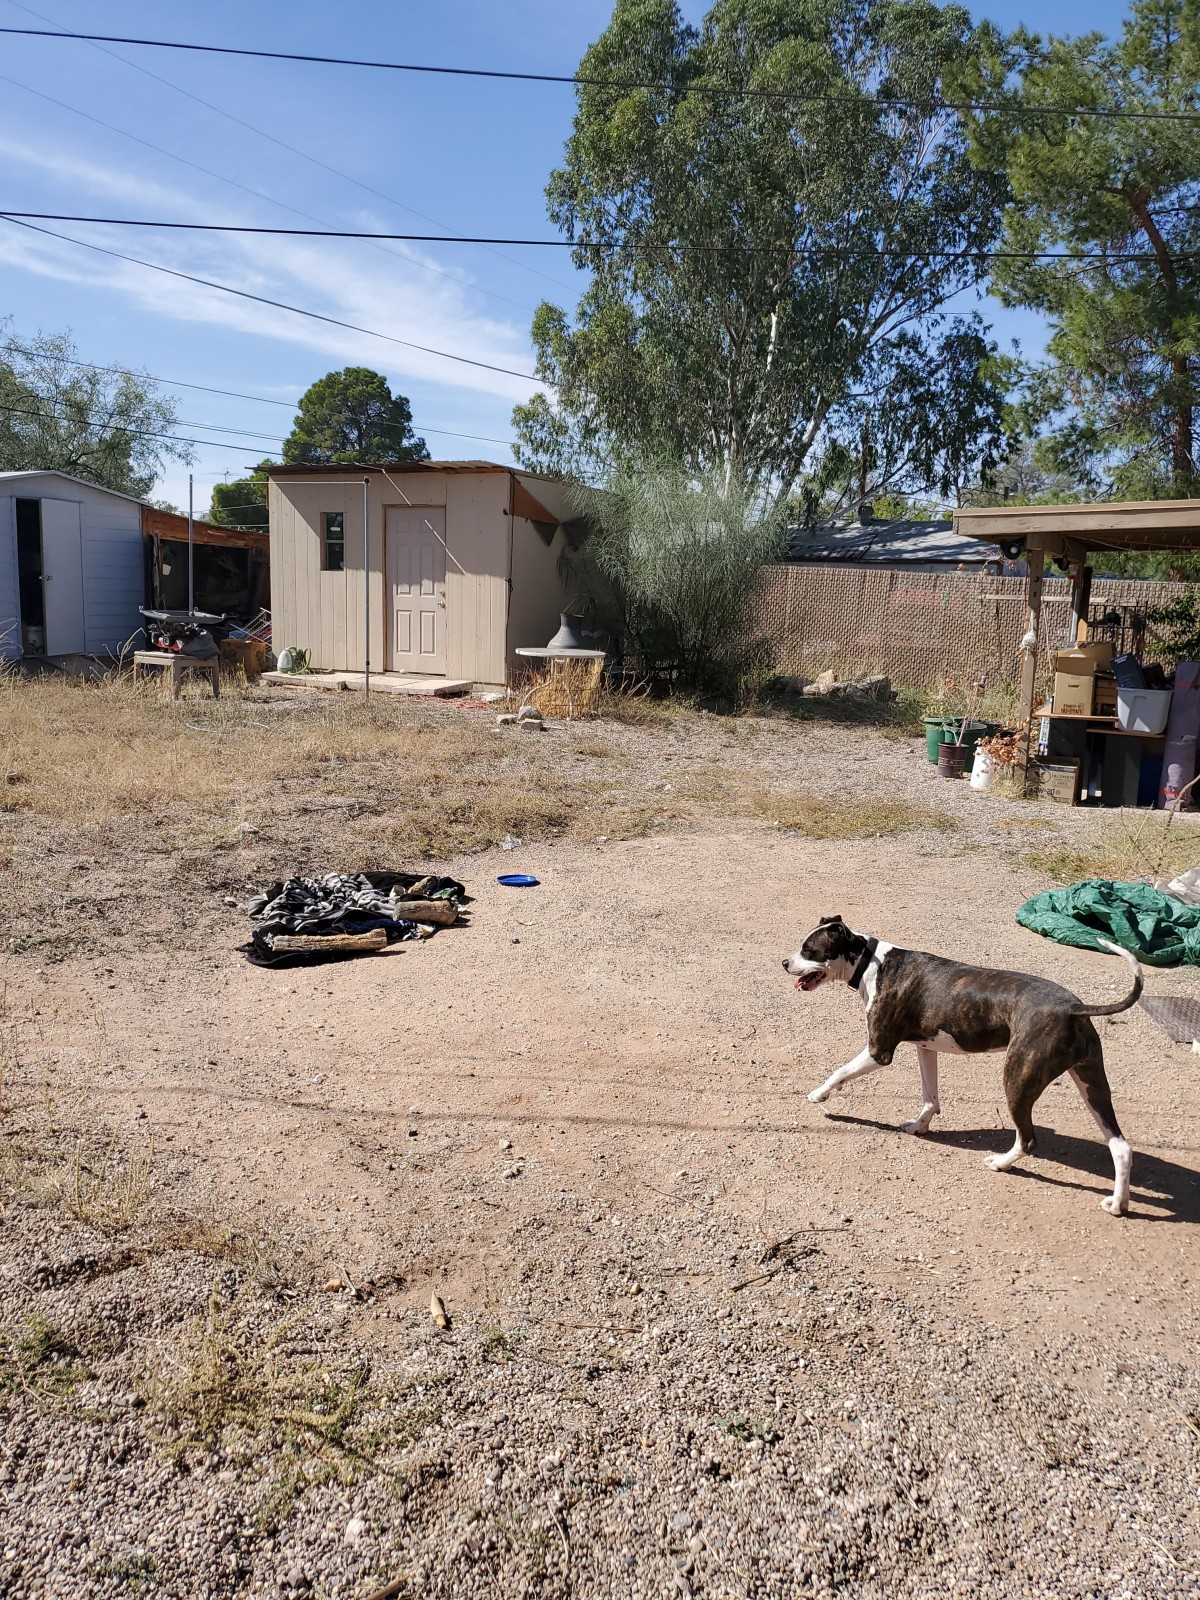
[389, 899, 458, 926]
[271, 929, 388, 954]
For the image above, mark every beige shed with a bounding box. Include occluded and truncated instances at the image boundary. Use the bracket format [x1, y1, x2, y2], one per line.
[266, 462, 580, 692]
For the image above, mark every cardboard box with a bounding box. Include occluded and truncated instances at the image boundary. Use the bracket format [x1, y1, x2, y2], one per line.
[1053, 641, 1115, 674]
[1094, 674, 1118, 715]
[1052, 671, 1095, 717]
[1029, 758, 1080, 805]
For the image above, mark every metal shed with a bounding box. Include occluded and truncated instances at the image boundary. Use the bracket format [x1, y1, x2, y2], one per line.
[0, 469, 145, 661]
[266, 462, 576, 692]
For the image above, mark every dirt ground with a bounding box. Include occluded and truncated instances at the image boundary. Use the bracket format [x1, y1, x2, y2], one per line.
[3, 689, 1200, 1598]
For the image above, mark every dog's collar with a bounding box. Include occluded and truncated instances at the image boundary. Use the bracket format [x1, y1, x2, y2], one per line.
[848, 937, 880, 991]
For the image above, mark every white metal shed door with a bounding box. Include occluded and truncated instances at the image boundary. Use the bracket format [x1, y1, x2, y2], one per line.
[386, 507, 446, 674]
[40, 499, 86, 655]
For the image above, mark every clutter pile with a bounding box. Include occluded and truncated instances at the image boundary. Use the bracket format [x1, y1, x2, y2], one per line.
[242, 870, 468, 966]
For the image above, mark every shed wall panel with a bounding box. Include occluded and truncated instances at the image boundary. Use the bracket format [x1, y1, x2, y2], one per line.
[0, 496, 19, 658]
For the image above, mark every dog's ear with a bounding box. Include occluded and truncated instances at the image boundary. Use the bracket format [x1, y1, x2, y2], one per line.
[821, 913, 844, 926]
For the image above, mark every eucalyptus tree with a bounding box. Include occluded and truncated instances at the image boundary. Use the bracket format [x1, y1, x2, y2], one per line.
[513, 0, 1011, 501]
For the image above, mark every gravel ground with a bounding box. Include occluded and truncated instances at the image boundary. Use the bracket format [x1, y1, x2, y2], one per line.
[3, 710, 1200, 1597]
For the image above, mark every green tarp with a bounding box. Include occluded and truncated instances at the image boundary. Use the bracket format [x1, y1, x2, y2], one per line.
[1016, 878, 1200, 967]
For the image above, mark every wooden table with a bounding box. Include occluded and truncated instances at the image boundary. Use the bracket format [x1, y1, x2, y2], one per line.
[132, 650, 220, 699]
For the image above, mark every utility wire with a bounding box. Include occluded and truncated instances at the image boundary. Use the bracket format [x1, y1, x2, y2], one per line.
[2, 0, 572, 295]
[0, 213, 1190, 264]
[0, 216, 546, 385]
[4, 23, 1200, 123]
[0, 339, 519, 447]
[0, 397, 282, 455]
[0, 68, 538, 315]
[0, 334, 518, 441]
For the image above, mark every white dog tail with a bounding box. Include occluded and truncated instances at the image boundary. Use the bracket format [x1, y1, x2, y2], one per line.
[1075, 939, 1144, 1017]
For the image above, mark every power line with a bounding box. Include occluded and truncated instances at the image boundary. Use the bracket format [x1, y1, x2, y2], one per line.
[3, 0, 572, 296]
[0, 69, 538, 315]
[0, 396, 282, 455]
[0, 213, 1190, 264]
[0, 340, 520, 448]
[0, 216, 546, 385]
[4, 23, 1200, 123]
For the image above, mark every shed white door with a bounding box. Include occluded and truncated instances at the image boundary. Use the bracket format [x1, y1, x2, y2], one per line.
[386, 507, 446, 674]
[40, 499, 86, 655]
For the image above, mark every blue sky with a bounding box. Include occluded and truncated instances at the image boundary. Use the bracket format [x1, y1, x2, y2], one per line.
[0, 0, 1136, 512]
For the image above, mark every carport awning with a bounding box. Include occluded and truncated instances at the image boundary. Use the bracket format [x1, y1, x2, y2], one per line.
[954, 500, 1200, 555]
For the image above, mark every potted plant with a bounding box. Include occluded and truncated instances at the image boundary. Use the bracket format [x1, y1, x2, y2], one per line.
[972, 730, 1025, 796]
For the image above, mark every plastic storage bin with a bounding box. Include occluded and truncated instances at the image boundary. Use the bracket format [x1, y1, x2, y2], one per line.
[1116, 686, 1173, 735]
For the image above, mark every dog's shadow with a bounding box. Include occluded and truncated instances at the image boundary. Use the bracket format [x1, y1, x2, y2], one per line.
[826, 1113, 1200, 1224]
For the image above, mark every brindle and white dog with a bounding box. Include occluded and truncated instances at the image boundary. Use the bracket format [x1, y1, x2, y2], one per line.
[783, 916, 1140, 1215]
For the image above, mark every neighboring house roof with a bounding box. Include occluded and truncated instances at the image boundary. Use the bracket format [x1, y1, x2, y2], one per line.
[786, 515, 1003, 567]
[0, 468, 148, 506]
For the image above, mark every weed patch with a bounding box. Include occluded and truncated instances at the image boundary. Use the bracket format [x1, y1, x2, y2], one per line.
[146, 1288, 431, 1516]
[1022, 814, 1200, 885]
[0, 1315, 87, 1404]
[753, 792, 956, 839]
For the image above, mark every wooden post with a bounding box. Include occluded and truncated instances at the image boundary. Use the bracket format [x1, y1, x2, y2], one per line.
[1071, 563, 1093, 644]
[1017, 544, 1046, 779]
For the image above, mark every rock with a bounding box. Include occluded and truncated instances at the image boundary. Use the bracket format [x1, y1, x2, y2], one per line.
[520, 718, 544, 733]
[344, 1517, 366, 1545]
[517, 706, 543, 723]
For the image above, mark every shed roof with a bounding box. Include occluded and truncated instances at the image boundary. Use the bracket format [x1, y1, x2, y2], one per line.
[787, 515, 1001, 567]
[268, 460, 510, 478]
[954, 498, 1200, 553]
[0, 468, 147, 506]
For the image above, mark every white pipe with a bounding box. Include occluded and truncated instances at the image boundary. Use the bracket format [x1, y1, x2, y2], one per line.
[187, 472, 194, 614]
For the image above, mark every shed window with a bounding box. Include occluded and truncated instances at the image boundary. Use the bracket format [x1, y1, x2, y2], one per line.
[322, 511, 345, 572]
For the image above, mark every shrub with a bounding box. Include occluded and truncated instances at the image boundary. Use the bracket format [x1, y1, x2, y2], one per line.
[564, 464, 789, 694]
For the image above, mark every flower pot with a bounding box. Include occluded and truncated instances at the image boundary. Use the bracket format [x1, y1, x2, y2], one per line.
[937, 741, 970, 779]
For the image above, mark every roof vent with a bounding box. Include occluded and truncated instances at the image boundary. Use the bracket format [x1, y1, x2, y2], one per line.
[856, 501, 874, 525]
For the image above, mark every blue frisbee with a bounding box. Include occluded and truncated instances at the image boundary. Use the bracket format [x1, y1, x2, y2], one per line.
[497, 873, 539, 887]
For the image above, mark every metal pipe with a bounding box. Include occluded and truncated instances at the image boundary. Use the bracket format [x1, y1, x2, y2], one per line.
[187, 472, 194, 614]
[363, 474, 370, 701]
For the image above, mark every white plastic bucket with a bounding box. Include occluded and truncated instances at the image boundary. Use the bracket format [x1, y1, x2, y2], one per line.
[1116, 686, 1173, 735]
[969, 748, 996, 790]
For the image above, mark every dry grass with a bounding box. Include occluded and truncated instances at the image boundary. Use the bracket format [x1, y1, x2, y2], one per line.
[752, 792, 956, 839]
[1023, 809, 1200, 885]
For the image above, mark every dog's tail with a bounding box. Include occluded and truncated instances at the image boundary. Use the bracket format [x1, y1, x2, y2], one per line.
[1073, 938, 1143, 1016]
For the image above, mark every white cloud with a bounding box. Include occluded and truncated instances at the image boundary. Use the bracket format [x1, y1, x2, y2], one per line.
[0, 133, 546, 405]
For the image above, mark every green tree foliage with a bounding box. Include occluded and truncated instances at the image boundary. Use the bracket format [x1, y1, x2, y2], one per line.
[283, 367, 429, 464]
[207, 463, 271, 531]
[0, 327, 191, 497]
[514, 0, 1011, 501]
[965, 0, 1200, 498]
[564, 463, 790, 691]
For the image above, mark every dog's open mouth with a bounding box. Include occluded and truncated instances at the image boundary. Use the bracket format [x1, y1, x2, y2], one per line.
[795, 969, 828, 992]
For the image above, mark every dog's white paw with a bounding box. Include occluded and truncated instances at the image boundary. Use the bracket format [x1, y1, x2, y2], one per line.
[808, 1086, 830, 1104]
[985, 1154, 1010, 1173]
[900, 1119, 928, 1136]
[1100, 1196, 1128, 1217]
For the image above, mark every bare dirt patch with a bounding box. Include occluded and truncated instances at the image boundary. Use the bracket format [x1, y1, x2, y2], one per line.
[2, 681, 1199, 1597]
